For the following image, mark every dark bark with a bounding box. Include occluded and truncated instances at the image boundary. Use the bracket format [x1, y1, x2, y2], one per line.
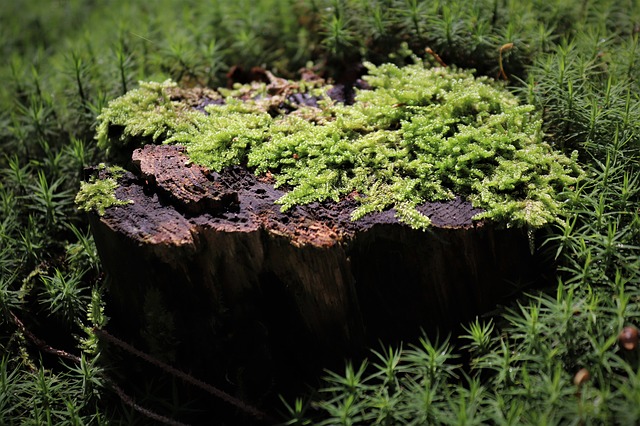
[90, 144, 544, 406]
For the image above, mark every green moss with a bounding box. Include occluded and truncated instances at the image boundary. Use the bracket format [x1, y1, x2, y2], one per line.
[95, 80, 195, 153]
[74, 164, 133, 216]
[95, 61, 583, 229]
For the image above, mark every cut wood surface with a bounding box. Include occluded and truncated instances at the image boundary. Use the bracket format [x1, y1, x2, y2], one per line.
[90, 143, 543, 403]
[132, 145, 238, 215]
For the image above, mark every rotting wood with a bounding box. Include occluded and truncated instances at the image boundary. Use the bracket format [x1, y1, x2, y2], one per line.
[89, 143, 545, 406]
[132, 144, 238, 215]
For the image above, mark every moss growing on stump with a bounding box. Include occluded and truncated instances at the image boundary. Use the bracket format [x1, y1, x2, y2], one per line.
[75, 164, 132, 216]
[95, 61, 582, 229]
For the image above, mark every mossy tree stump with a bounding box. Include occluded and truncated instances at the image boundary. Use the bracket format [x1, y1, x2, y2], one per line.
[83, 62, 580, 405]
[89, 143, 542, 403]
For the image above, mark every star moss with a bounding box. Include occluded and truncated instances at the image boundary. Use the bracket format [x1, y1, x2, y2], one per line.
[95, 61, 582, 229]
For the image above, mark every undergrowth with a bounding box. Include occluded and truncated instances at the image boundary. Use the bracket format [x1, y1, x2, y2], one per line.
[0, 0, 638, 424]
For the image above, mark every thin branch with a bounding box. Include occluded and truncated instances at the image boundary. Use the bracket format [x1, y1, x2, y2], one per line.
[10, 311, 81, 363]
[425, 47, 447, 67]
[9, 311, 193, 426]
[107, 379, 191, 426]
[499, 43, 514, 80]
[93, 327, 274, 423]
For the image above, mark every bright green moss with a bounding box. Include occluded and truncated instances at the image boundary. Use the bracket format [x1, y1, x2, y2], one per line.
[95, 61, 583, 229]
[75, 164, 132, 216]
[95, 80, 197, 153]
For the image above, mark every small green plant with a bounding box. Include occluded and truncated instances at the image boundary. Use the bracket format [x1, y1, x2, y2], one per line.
[40, 268, 90, 324]
[461, 318, 495, 356]
[96, 61, 582, 229]
[74, 165, 132, 216]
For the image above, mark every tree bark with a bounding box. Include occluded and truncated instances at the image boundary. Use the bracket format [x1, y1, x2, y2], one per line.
[89, 143, 544, 403]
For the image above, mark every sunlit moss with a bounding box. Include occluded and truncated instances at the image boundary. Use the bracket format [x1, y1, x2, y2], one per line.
[74, 165, 132, 216]
[95, 61, 583, 229]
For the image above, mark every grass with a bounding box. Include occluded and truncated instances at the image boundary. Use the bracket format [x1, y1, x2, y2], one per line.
[0, 0, 639, 424]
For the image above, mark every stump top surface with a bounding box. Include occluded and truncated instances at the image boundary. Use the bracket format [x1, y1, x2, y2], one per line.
[101, 145, 484, 248]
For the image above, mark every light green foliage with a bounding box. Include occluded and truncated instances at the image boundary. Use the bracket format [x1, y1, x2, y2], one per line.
[80, 287, 108, 355]
[95, 80, 186, 152]
[97, 62, 582, 229]
[173, 101, 272, 171]
[75, 168, 132, 217]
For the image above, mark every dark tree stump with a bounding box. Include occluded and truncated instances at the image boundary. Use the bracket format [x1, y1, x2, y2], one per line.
[89, 144, 543, 405]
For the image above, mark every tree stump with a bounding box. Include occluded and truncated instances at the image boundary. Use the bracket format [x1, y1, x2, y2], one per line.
[89, 143, 543, 404]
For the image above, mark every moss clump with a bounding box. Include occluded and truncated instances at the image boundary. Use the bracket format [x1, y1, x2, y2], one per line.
[75, 165, 132, 216]
[95, 61, 583, 229]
